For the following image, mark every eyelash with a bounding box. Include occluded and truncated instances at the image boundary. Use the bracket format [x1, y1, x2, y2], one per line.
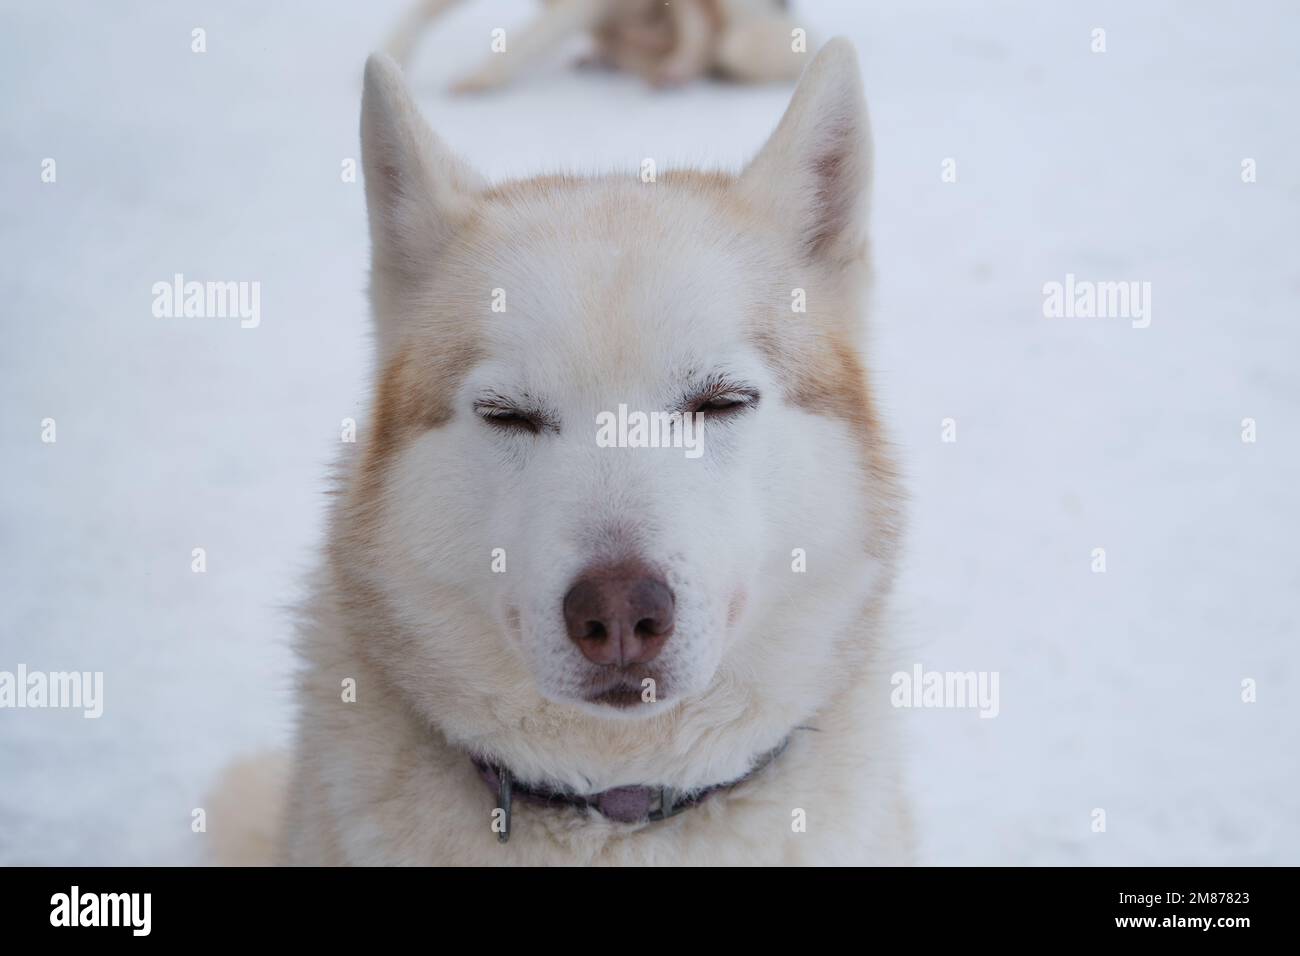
[474, 403, 544, 434]
[688, 389, 760, 416]
[473, 386, 760, 433]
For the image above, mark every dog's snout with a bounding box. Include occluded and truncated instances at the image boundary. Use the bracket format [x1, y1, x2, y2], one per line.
[562, 565, 675, 667]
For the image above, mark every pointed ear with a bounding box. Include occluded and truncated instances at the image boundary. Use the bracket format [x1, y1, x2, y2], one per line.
[361, 54, 483, 286]
[737, 39, 871, 266]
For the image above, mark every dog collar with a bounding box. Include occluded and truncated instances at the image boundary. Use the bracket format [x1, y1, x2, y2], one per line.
[473, 737, 790, 843]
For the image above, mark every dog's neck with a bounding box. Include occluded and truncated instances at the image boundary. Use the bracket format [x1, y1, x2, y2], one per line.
[471, 736, 791, 843]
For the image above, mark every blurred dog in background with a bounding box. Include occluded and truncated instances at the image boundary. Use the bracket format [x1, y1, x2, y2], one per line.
[388, 0, 809, 92]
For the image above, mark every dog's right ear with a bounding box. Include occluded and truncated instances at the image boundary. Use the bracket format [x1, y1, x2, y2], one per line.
[361, 54, 483, 295]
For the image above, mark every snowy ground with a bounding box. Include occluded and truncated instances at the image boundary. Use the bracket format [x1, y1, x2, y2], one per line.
[1, 0, 1297, 865]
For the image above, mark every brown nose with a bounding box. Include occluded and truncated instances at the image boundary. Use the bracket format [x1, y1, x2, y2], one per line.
[562, 566, 675, 666]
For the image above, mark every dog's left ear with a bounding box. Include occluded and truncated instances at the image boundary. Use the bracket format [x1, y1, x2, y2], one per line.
[737, 38, 871, 268]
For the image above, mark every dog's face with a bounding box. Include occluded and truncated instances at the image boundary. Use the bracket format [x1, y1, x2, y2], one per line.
[444, 198, 780, 710]
[341, 43, 897, 750]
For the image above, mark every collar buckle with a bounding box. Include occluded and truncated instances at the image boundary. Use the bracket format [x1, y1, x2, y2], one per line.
[496, 767, 513, 844]
[646, 787, 681, 822]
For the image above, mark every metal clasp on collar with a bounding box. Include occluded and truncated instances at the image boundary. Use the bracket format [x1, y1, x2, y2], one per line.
[647, 787, 681, 822]
[496, 767, 513, 843]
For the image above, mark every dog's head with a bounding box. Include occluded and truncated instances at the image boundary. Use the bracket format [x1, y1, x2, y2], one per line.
[336, 41, 898, 768]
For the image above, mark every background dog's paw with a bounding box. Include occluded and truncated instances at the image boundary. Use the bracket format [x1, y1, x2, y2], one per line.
[648, 63, 698, 89]
[449, 68, 509, 95]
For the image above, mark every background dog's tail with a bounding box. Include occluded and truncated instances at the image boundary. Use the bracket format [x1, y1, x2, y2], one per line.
[205, 752, 289, 866]
[386, 0, 463, 65]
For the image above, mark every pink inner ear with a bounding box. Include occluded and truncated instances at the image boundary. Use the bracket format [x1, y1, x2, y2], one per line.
[373, 159, 407, 211]
[808, 134, 852, 258]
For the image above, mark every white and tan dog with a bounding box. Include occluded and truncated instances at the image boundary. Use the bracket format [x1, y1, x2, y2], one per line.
[389, 0, 808, 92]
[220, 39, 909, 866]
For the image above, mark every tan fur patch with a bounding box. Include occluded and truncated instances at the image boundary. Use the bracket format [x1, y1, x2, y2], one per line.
[483, 168, 737, 205]
[748, 273, 904, 563]
[341, 336, 482, 560]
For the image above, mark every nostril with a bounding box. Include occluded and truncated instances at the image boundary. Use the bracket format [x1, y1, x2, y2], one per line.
[636, 617, 667, 637]
[583, 621, 607, 641]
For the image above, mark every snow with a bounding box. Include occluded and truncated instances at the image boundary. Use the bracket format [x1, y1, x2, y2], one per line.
[1, 0, 1296, 865]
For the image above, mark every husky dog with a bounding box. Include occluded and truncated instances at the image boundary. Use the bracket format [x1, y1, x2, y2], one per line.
[233, 39, 907, 866]
[388, 0, 809, 92]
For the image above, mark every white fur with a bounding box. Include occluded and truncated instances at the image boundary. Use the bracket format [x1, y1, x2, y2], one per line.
[261, 40, 911, 866]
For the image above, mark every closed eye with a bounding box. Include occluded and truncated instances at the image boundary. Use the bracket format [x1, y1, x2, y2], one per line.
[473, 399, 548, 434]
[685, 384, 760, 417]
